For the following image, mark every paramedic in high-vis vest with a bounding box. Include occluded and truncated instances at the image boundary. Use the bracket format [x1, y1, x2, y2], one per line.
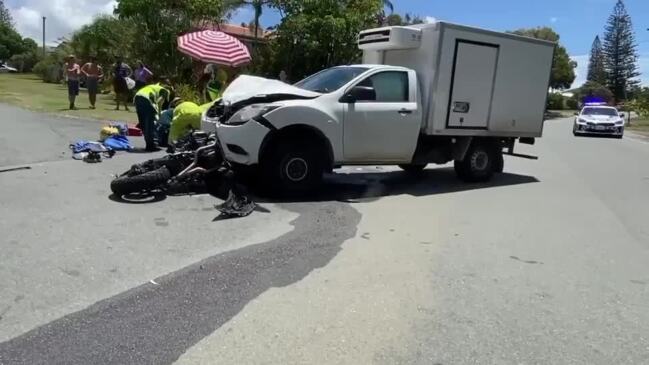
[169, 101, 204, 143]
[134, 83, 171, 151]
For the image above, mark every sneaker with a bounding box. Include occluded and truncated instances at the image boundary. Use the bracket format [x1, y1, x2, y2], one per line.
[145, 146, 161, 152]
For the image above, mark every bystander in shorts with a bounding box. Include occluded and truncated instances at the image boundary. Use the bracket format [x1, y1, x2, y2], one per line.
[67, 79, 80, 96]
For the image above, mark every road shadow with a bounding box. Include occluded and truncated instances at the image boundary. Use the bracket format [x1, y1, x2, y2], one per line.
[262, 167, 539, 204]
[574, 133, 623, 139]
[0, 202, 360, 365]
[127, 148, 165, 154]
[105, 167, 539, 207]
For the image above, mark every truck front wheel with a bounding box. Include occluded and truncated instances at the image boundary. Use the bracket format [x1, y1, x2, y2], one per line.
[264, 142, 324, 194]
[454, 142, 497, 182]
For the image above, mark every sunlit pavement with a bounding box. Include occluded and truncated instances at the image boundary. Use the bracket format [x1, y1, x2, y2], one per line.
[1, 103, 648, 364]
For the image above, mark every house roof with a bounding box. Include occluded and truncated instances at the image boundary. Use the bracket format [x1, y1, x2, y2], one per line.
[208, 23, 270, 40]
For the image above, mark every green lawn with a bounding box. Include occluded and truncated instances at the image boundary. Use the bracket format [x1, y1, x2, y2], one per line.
[0, 73, 137, 123]
[628, 118, 649, 136]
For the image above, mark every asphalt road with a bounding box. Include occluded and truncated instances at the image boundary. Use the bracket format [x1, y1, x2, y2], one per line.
[1, 103, 648, 364]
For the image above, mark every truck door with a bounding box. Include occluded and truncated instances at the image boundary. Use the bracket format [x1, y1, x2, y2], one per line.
[446, 41, 499, 129]
[342, 70, 421, 162]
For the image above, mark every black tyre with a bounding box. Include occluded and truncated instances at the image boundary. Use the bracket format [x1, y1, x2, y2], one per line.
[264, 142, 324, 193]
[398, 164, 427, 173]
[615, 134, 623, 139]
[111, 166, 171, 196]
[493, 149, 504, 173]
[454, 141, 497, 182]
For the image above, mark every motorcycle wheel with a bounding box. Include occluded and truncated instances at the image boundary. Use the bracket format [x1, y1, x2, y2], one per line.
[111, 166, 172, 196]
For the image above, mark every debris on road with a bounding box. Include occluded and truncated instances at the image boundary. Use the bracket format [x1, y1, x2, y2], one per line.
[215, 190, 256, 219]
[0, 166, 32, 173]
[69, 123, 134, 163]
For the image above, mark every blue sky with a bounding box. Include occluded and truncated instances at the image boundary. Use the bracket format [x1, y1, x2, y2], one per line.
[232, 0, 649, 88]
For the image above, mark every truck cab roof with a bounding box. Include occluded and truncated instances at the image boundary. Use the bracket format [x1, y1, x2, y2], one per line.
[344, 64, 413, 72]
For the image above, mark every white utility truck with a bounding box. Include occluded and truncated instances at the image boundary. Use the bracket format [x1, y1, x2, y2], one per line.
[202, 21, 555, 191]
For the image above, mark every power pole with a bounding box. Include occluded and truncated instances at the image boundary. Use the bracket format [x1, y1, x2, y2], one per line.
[42, 16, 46, 58]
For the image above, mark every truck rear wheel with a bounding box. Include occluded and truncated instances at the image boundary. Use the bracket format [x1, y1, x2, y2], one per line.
[264, 142, 324, 194]
[454, 141, 496, 182]
[493, 149, 504, 173]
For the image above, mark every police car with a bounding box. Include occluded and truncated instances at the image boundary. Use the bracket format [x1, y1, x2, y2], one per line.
[573, 103, 625, 138]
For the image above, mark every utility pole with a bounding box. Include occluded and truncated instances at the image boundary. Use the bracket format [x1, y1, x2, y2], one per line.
[42, 16, 46, 58]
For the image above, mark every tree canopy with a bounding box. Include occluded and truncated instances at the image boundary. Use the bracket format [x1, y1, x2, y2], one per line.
[586, 36, 606, 86]
[510, 27, 576, 90]
[260, 0, 382, 81]
[0, 24, 39, 64]
[114, 0, 239, 77]
[0, 0, 12, 28]
[602, 0, 638, 101]
[575, 81, 614, 103]
[0, 0, 42, 68]
[385, 13, 424, 26]
[69, 15, 137, 66]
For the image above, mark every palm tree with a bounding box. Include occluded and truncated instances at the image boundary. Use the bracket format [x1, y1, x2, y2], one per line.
[237, 0, 268, 40]
[383, 0, 394, 14]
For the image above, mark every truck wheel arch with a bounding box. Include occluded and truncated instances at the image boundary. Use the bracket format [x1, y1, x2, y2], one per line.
[259, 124, 334, 171]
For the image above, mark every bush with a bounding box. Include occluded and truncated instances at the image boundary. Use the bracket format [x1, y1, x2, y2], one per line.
[9, 51, 41, 73]
[547, 92, 565, 110]
[566, 97, 579, 110]
[33, 59, 63, 83]
[174, 83, 201, 104]
[628, 87, 649, 118]
[574, 81, 614, 104]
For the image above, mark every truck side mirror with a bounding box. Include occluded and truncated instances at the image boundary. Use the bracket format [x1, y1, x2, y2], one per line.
[573, 112, 579, 116]
[340, 86, 376, 103]
[619, 112, 625, 118]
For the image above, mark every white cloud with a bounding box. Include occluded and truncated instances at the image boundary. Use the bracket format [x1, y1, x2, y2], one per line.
[550, 17, 558, 23]
[425, 16, 436, 24]
[9, 0, 117, 45]
[570, 53, 649, 89]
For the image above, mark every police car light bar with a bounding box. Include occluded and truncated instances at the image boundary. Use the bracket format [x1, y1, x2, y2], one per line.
[583, 96, 607, 106]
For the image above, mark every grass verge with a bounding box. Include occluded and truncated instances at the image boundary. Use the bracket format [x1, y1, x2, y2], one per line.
[628, 118, 649, 136]
[0, 73, 137, 122]
[545, 110, 578, 120]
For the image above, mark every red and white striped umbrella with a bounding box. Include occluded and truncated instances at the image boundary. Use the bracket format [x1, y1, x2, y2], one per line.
[177, 30, 251, 67]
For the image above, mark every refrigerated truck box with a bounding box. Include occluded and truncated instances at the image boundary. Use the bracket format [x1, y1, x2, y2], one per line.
[359, 21, 556, 138]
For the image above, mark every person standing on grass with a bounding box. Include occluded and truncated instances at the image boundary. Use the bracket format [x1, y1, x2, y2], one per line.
[65, 55, 81, 110]
[112, 57, 132, 111]
[81, 56, 104, 109]
[134, 83, 172, 151]
[133, 61, 153, 90]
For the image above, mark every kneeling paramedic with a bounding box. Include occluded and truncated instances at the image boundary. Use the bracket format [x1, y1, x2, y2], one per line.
[134, 83, 172, 151]
[168, 101, 205, 144]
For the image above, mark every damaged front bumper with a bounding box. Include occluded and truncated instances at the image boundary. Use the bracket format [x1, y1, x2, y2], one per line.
[202, 115, 271, 165]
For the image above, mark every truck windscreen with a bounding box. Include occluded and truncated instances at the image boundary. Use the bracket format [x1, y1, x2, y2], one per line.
[294, 67, 368, 93]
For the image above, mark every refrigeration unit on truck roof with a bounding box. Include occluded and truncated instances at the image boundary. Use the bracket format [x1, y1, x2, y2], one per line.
[358, 26, 422, 51]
